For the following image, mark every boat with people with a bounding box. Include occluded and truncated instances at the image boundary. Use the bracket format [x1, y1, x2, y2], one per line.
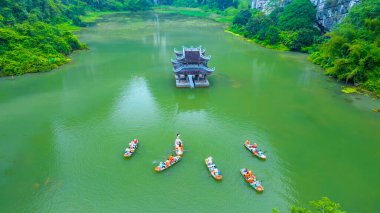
[174, 134, 184, 156]
[155, 155, 181, 172]
[244, 140, 266, 159]
[240, 168, 264, 192]
[205, 156, 222, 180]
[124, 139, 139, 158]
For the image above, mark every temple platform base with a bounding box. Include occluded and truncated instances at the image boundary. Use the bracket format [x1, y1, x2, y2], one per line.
[175, 79, 210, 88]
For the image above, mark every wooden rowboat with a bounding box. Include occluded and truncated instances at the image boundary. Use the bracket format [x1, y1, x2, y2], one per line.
[155, 156, 181, 172]
[124, 139, 139, 158]
[244, 140, 266, 159]
[240, 168, 264, 192]
[205, 156, 222, 180]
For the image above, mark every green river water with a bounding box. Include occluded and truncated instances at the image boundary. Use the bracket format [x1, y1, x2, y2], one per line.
[1, 13, 380, 212]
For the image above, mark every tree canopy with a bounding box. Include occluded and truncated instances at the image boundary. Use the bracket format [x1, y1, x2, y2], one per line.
[310, 0, 380, 93]
[0, 0, 152, 76]
[230, 0, 321, 51]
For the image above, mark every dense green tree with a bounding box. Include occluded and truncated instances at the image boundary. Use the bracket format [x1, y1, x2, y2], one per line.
[310, 0, 380, 93]
[278, 0, 316, 31]
[272, 197, 345, 213]
[206, 0, 237, 10]
[0, 0, 153, 77]
[125, 0, 152, 11]
[310, 197, 344, 213]
[276, 0, 320, 50]
[246, 10, 273, 39]
[168, 0, 237, 10]
[0, 21, 84, 76]
[268, 7, 283, 24]
[232, 9, 251, 25]
[230, 0, 321, 51]
[265, 25, 280, 44]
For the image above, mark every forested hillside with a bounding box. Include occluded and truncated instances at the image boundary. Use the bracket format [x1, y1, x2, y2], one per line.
[310, 0, 380, 94]
[0, 0, 152, 76]
[230, 0, 322, 52]
[1, 0, 379, 95]
[229, 0, 379, 94]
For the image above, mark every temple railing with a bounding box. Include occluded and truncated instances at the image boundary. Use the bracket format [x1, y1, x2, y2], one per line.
[174, 65, 215, 72]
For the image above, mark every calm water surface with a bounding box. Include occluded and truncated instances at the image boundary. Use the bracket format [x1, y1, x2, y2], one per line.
[1, 13, 380, 212]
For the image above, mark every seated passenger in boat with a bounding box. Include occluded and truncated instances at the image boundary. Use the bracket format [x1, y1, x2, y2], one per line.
[160, 162, 165, 169]
[169, 155, 174, 163]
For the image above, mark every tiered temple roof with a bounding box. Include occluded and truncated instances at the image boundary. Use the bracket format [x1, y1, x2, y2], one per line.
[171, 46, 215, 75]
[171, 46, 214, 88]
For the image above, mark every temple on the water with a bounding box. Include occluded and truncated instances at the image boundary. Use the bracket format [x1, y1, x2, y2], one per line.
[171, 46, 215, 88]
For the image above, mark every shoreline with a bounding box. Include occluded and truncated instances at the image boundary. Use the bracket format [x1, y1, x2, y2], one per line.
[3, 9, 378, 99]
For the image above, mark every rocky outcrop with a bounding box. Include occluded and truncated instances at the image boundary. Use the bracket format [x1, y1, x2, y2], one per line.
[311, 0, 360, 31]
[250, 0, 360, 31]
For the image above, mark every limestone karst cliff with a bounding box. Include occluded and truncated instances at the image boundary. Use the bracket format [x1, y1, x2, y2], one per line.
[250, 0, 360, 31]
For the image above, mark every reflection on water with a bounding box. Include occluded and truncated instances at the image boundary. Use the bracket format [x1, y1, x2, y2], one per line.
[152, 14, 169, 62]
[174, 90, 210, 113]
[112, 76, 159, 128]
[1, 12, 380, 213]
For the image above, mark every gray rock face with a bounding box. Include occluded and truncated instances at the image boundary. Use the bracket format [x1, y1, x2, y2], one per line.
[250, 0, 360, 31]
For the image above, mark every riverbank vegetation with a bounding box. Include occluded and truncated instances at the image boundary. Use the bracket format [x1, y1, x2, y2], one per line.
[289, 197, 344, 213]
[1, 0, 379, 96]
[310, 0, 380, 94]
[153, 0, 379, 95]
[230, 0, 321, 52]
[227, 0, 379, 95]
[272, 197, 345, 213]
[154, 6, 239, 23]
[0, 0, 152, 77]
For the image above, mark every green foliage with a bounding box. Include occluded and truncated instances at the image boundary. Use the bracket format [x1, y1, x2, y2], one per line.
[289, 197, 345, 213]
[0, 21, 84, 76]
[237, 0, 250, 9]
[205, 0, 238, 10]
[310, 0, 380, 94]
[0, 0, 153, 77]
[266, 26, 280, 44]
[162, 0, 237, 10]
[125, 0, 153, 11]
[268, 7, 283, 24]
[229, 0, 321, 51]
[224, 7, 239, 16]
[310, 197, 345, 213]
[232, 9, 251, 25]
[278, 0, 317, 31]
[246, 10, 273, 40]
